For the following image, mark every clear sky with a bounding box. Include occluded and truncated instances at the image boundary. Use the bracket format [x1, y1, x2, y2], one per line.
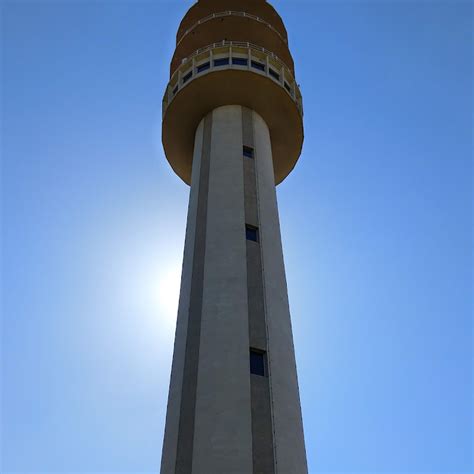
[1, 0, 472, 473]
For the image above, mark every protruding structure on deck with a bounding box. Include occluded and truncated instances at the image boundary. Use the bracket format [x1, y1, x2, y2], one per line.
[162, 0, 303, 186]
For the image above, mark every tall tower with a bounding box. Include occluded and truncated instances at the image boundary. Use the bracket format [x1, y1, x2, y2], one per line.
[160, 1, 307, 473]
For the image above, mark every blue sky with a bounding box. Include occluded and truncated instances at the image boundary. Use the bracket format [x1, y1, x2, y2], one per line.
[1, 0, 472, 473]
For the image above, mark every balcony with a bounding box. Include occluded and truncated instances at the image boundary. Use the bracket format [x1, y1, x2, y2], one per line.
[163, 41, 303, 119]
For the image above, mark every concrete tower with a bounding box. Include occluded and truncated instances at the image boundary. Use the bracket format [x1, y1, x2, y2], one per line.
[160, 1, 307, 473]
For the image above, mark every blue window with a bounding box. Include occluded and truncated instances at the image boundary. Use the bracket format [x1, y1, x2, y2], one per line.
[182, 70, 192, 84]
[251, 60, 265, 72]
[246, 225, 258, 242]
[243, 146, 254, 159]
[232, 57, 248, 66]
[197, 62, 210, 73]
[213, 57, 230, 67]
[269, 68, 280, 81]
[250, 349, 266, 376]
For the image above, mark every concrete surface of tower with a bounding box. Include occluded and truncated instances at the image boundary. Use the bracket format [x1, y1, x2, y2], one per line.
[161, 1, 307, 473]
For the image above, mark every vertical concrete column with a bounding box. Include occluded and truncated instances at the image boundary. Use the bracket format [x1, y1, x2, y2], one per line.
[160, 119, 205, 474]
[253, 111, 308, 474]
[162, 106, 253, 474]
[242, 107, 276, 474]
[192, 105, 253, 473]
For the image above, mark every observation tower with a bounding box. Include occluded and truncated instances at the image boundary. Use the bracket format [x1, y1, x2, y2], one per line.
[161, 1, 307, 473]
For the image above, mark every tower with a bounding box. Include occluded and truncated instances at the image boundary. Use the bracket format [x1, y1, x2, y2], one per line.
[160, 1, 307, 473]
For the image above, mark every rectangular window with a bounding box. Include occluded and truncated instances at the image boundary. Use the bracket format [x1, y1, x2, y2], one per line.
[250, 349, 266, 376]
[197, 62, 210, 73]
[213, 57, 230, 67]
[251, 60, 265, 72]
[232, 57, 248, 66]
[269, 68, 280, 81]
[246, 224, 259, 242]
[284, 82, 292, 94]
[172, 84, 179, 95]
[182, 70, 192, 84]
[243, 145, 254, 159]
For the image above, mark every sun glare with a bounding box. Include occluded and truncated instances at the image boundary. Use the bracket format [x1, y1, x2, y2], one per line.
[156, 263, 182, 327]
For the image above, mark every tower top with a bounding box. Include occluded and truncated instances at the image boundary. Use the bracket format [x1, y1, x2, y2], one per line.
[162, 0, 304, 185]
[177, 1, 288, 47]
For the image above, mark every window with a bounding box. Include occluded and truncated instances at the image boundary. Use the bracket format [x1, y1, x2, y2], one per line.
[284, 82, 292, 94]
[197, 62, 210, 73]
[213, 57, 230, 67]
[243, 145, 254, 159]
[246, 225, 259, 242]
[172, 84, 179, 95]
[251, 60, 265, 72]
[250, 349, 266, 376]
[269, 68, 280, 81]
[232, 57, 248, 66]
[182, 70, 192, 84]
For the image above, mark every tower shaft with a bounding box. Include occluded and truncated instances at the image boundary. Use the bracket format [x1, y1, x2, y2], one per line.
[161, 106, 307, 473]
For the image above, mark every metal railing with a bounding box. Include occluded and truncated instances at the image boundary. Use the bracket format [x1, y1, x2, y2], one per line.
[163, 41, 303, 118]
[180, 40, 292, 74]
[177, 11, 288, 47]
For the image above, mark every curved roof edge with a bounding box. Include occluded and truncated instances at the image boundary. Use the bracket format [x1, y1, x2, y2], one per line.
[176, 0, 288, 45]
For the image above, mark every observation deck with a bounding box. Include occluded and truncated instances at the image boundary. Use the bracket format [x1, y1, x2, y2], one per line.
[162, 0, 304, 185]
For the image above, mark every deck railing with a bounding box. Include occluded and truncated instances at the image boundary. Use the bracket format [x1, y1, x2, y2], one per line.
[177, 11, 288, 46]
[163, 41, 303, 118]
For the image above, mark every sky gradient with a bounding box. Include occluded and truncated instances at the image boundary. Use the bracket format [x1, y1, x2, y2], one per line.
[1, 1, 472, 473]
